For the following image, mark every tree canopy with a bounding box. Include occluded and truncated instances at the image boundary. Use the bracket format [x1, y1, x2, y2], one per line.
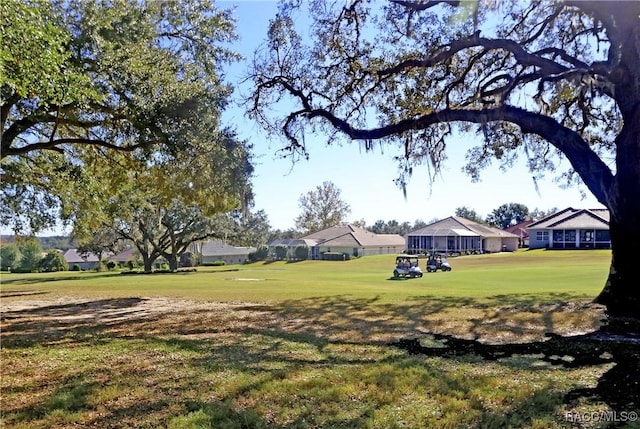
[1, 0, 238, 234]
[454, 207, 484, 224]
[77, 130, 254, 272]
[486, 203, 529, 229]
[295, 181, 351, 234]
[248, 0, 640, 320]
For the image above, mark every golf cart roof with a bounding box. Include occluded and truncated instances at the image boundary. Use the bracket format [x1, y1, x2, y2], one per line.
[396, 254, 418, 258]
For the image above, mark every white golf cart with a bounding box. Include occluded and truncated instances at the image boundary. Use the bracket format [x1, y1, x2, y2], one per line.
[393, 254, 423, 278]
[426, 253, 452, 272]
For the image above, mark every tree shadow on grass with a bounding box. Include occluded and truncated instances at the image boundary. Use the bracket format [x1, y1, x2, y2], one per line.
[0, 297, 155, 347]
[393, 331, 640, 412]
[1, 272, 120, 286]
[266, 294, 638, 416]
[0, 289, 49, 298]
[2, 293, 638, 427]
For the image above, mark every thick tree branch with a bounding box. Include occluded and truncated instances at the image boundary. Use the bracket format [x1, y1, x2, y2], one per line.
[1, 107, 125, 157]
[377, 33, 571, 79]
[1, 138, 142, 158]
[300, 105, 613, 205]
[389, 0, 460, 12]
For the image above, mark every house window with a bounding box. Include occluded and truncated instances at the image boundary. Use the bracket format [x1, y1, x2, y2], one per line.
[536, 231, 549, 241]
[580, 229, 594, 242]
[580, 229, 595, 248]
[552, 230, 564, 248]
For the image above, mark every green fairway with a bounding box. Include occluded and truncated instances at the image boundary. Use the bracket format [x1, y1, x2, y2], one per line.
[1, 249, 610, 304]
[3, 249, 626, 429]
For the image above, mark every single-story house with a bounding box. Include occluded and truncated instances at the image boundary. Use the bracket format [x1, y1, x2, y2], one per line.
[269, 224, 405, 259]
[505, 220, 534, 248]
[303, 224, 405, 258]
[406, 216, 519, 254]
[109, 247, 140, 267]
[200, 240, 257, 265]
[62, 249, 103, 270]
[527, 208, 610, 249]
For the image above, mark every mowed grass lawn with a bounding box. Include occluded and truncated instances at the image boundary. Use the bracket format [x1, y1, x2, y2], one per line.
[1, 249, 627, 428]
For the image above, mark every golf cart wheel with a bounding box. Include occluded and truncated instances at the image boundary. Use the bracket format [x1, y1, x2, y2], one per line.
[393, 270, 399, 278]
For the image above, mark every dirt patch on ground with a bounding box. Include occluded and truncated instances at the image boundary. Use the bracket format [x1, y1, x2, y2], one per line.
[0, 296, 277, 348]
[1, 296, 237, 322]
[1, 294, 607, 347]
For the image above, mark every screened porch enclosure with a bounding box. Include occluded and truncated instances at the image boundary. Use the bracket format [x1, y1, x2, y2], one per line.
[407, 233, 482, 254]
[551, 228, 611, 249]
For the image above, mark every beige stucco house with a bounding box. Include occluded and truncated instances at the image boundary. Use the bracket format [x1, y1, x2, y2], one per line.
[406, 216, 519, 254]
[270, 224, 405, 259]
[303, 224, 405, 258]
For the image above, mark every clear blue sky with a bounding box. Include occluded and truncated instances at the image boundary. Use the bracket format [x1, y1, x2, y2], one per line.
[220, 0, 604, 231]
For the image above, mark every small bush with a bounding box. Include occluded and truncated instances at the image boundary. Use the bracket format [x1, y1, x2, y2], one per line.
[72, 264, 82, 271]
[274, 245, 288, 260]
[120, 268, 197, 275]
[154, 262, 170, 270]
[203, 260, 226, 266]
[321, 252, 350, 261]
[39, 250, 67, 272]
[180, 252, 198, 267]
[249, 246, 269, 262]
[294, 245, 309, 260]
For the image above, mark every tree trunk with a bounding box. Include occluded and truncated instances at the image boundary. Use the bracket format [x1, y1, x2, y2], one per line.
[142, 254, 154, 273]
[167, 253, 179, 271]
[595, 218, 640, 324]
[595, 103, 640, 330]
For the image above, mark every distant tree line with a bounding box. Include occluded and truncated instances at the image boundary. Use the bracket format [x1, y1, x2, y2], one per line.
[455, 204, 558, 229]
[366, 219, 428, 236]
[0, 238, 66, 272]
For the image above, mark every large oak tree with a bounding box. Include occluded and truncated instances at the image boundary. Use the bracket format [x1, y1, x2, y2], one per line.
[248, 0, 640, 322]
[1, 0, 238, 233]
[76, 130, 254, 273]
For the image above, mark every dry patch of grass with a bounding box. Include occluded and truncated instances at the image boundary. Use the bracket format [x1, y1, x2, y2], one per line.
[1, 294, 623, 428]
